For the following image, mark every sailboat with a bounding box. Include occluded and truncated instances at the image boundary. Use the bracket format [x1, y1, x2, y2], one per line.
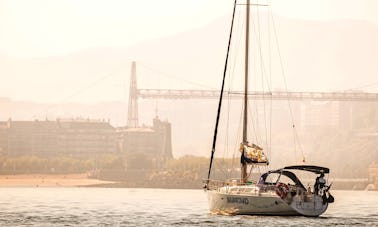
[204, 0, 334, 217]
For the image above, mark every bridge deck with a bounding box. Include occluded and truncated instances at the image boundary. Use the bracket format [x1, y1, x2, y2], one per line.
[137, 89, 378, 101]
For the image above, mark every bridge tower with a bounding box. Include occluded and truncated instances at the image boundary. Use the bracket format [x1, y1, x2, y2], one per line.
[127, 61, 138, 128]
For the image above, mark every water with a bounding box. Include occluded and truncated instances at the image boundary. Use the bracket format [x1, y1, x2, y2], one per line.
[0, 188, 377, 226]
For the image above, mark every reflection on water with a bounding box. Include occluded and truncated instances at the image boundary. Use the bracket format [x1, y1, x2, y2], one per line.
[0, 188, 377, 226]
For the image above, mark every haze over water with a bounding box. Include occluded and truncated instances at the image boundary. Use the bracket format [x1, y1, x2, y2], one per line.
[0, 188, 377, 226]
[1, 1, 377, 226]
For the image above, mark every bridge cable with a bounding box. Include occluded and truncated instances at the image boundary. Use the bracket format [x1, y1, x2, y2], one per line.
[137, 62, 215, 90]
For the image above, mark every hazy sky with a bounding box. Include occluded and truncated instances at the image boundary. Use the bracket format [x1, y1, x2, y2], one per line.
[1, 0, 378, 58]
[0, 0, 377, 158]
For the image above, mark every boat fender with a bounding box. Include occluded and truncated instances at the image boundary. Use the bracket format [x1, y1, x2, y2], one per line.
[275, 183, 289, 199]
[322, 193, 328, 204]
[327, 192, 335, 203]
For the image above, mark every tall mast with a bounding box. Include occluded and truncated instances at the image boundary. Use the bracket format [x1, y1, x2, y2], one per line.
[243, 0, 250, 143]
[206, 0, 238, 182]
[241, 0, 250, 183]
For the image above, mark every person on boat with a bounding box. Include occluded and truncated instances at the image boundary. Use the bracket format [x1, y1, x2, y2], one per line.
[314, 173, 326, 195]
[307, 186, 312, 194]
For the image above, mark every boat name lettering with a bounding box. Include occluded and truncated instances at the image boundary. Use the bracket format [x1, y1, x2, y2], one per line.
[227, 197, 249, 205]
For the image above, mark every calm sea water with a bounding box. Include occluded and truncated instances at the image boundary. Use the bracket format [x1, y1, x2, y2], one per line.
[0, 188, 377, 226]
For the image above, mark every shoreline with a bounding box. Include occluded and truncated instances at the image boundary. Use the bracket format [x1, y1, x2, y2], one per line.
[0, 174, 114, 187]
[0, 174, 376, 191]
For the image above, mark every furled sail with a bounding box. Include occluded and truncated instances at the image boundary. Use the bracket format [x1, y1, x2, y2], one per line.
[240, 143, 269, 164]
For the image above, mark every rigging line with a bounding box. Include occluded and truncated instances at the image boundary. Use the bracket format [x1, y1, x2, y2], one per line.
[213, 154, 234, 178]
[247, 101, 257, 143]
[226, 5, 246, 178]
[254, 5, 273, 92]
[226, 95, 232, 178]
[226, 7, 243, 179]
[223, 7, 243, 177]
[44, 67, 122, 115]
[221, 94, 231, 179]
[267, 0, 273, 87]
[268, 96, 272, 160]
[213, 158, 229, 178]
[269, 6, 305, 161]
[245, 164, 254, 180]
[207, 0, 237, 181]
[293, 125, 298, 163]
[252, 1, 274, 159]
[249, 10, 272, 147]
[247, 99, 260, 144]
[229, 6, 244, 91]
[294, 127, 305, 162]
[248, 24, 260, 145]
[268, 0, 273, 162]
[249, 57, 261, 145]
[231, 102, 244, 178]
[226, 28, 241, 172]
[136, 62, 215, 90]
[255, 1, 270, 155]
[251, 6, 272, 92]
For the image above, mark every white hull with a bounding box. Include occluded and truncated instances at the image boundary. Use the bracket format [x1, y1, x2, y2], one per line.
[207, 186, 328, 217]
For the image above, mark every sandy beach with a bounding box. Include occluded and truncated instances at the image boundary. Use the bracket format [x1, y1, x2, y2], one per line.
[0, 174, 114, 187]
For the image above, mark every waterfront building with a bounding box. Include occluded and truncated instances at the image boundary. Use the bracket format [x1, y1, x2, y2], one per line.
[0, 118, 116, 157]
[117, 116, 173, 165]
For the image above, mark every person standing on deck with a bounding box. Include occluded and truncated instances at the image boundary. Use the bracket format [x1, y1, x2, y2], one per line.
[314, 173, 326, 195]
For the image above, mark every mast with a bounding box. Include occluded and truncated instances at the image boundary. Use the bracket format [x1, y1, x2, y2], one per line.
[241, 0, 250, 183]
[206, 0, 237, 182]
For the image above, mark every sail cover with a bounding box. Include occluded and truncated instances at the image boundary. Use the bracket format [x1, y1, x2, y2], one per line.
[240, 143, 269, 164]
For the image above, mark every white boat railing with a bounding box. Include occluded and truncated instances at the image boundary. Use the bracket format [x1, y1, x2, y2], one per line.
[205, 179, 313, 198]
[204, 179, 243, 190]
[204, 179, 276, 193]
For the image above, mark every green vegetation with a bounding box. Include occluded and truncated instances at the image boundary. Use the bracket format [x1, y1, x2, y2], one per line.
[0, 154, 236, 186]
[0, 154, 125, 174]
[0, 153, 210, 174]
[145, 156, 237, 188]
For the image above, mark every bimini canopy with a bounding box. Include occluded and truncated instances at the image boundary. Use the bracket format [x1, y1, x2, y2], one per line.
[283, 165, 329, 174]
[260, 170, 306, 189]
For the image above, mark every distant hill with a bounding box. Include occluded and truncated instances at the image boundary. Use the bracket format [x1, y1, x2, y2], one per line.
[1, 14, 378, 161]
[0, 15, 377, 102]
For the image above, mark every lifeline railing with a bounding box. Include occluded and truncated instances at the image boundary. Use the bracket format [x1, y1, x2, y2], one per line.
[203, 179, 275, 191]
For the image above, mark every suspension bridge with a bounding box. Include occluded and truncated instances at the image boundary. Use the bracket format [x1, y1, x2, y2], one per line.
[127, 61, 378, 127]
